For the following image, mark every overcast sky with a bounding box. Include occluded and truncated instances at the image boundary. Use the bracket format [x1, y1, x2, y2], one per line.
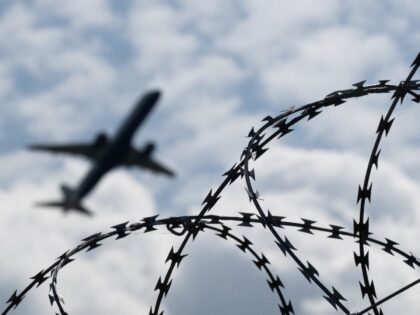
[0, 1, 419, 315]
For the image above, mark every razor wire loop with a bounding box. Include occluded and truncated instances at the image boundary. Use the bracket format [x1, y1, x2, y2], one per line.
[165, 217, 190, 236]
[1, 52, 419, 315]
[243, 110, 352, 314]
[241, 53, 420, 315]
[150, 78, 420, 315]
[2, 215, 420, 315]
[354, 58, 420, 315]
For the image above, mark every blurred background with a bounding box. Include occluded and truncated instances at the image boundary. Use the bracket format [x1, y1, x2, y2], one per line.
[0, 1, 419, 314]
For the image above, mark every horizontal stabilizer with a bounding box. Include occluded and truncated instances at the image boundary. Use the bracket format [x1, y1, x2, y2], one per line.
[35, 200, 92, 216]
[35, 184, 92, 216]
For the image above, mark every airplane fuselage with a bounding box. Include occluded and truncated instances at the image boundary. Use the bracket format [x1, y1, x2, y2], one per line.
[29, 90, 174, 215]
[75, 91, 159, 199]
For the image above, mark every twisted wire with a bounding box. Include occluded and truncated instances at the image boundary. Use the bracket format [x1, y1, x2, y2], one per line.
[1, 52, 419, 315]
[2, 215, 420, 315]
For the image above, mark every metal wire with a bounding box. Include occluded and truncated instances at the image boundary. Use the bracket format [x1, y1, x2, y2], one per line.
[2, 52, 419, 315]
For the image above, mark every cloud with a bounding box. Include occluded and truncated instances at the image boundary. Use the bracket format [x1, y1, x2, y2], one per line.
[0, 1, 419, 314]
[0, 63, 12, 99]
[0, 2, 120, 140]
[153, 54, 246, 101]
[35, 0, 114, 30]
[129, 2, 199, 75]
[218, 0, 341, 74]
[0, 152, 170, 315]
[180, 0, 245, 37]
[165, 234, 279, 315]
[260, 28, 401, 102]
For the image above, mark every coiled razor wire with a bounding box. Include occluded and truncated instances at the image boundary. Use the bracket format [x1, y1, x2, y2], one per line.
[2, 52, 420, 315]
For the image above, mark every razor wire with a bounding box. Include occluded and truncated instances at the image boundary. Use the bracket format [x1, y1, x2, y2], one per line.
[1, 52, 420, 315]
[2, 216, 420, 315]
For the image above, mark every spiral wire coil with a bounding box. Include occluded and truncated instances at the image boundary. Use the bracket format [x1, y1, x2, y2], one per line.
[2, 52, 420, 315]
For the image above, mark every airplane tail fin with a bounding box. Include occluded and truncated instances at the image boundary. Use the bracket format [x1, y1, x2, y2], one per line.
[35, 185, 92, 216]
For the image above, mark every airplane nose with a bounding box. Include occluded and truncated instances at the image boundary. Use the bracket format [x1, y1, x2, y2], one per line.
[147, 90, 161, 102]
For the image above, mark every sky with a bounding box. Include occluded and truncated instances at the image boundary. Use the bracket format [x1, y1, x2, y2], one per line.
[0, 1, 419, 315]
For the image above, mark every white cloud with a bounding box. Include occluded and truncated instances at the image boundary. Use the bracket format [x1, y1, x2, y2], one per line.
[254, 145, 420, 222]
[0, 2, 119, 140]
[153, 54, 246, 101]
[0, 63, 12, 98]
[219, 0, 340, 66]
[0, 1, 419, 314]
[261, 28, 401, 102]
[0, 4, 66, 73]
[36, 0, 115, 30]
[0, 153, 171, 315]
[180, 0, 244, 36]
[129, 2, 199, 75]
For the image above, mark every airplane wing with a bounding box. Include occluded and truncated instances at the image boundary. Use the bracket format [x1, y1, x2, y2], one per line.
[27, 143, 101, 160]
[28, 133, 108, 160]
[139, 156, 175, 177]
[122, 148, 175, 177]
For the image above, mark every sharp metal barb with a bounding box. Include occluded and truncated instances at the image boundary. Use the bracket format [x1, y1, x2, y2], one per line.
[356, 278, 420, 315]
[3, 52, 420, 315]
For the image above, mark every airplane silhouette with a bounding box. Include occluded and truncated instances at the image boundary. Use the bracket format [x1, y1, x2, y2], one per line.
[28, 90, 175, 216]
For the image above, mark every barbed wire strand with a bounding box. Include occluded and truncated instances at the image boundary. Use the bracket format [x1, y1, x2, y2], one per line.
[1, 52, 419, 315]
[3, 214, 420, 315]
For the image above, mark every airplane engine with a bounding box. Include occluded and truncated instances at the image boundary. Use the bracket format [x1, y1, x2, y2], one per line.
[143, 142, 155, 156]
[94, 132, 108, 147]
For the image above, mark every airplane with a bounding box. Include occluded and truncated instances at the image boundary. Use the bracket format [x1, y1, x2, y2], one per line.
[28, 90, 175, 216]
